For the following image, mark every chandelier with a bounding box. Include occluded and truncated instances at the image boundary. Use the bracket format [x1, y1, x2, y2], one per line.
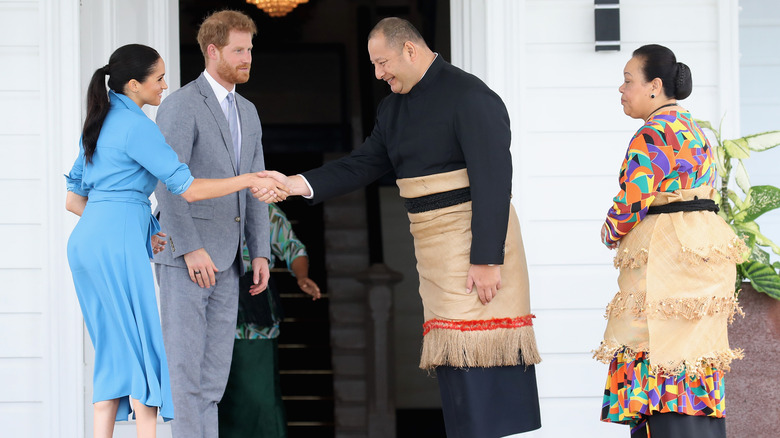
[246, 0, 309, 17]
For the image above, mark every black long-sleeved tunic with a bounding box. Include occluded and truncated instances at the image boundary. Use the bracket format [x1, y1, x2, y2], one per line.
[303, 55, 513, 265]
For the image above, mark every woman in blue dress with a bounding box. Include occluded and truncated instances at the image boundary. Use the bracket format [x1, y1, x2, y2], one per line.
[65, 44, 286, 438]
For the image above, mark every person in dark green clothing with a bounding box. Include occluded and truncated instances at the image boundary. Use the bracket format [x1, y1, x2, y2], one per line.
[218, 204, 321, 437]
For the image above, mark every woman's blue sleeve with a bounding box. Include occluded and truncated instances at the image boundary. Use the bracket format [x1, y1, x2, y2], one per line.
[126, 118, 194, 195]
[64, 142, 90, 196]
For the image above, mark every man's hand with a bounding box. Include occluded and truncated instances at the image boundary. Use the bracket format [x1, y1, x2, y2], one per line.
[259, 170, 291, 188]
[183, 248, 219, 288]
[151, 232, 168, 255]
[248, 257, 270, 295]
[466, 264, 502, 305]
[252, 171, 312, 198]
[249, 173, 289, 203]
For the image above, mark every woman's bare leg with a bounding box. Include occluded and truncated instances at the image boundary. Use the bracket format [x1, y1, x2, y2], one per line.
[131, 397, 158, 438]
[93, 399, 120, 438]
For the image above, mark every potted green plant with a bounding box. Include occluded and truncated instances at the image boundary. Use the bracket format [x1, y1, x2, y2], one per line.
[696, 119, 780, 438]
[696, 119, 780, 298]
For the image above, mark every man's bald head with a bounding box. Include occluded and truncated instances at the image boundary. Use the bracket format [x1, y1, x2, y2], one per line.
[368, 17, 428, 51]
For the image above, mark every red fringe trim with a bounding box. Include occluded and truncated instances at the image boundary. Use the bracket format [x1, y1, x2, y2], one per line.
[422, 315, 536, 336]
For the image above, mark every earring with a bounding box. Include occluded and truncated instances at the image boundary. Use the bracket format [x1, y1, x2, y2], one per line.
[651, 94, 655, 98]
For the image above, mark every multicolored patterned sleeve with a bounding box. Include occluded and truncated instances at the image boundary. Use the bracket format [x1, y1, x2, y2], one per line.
[603, 124, 675, 245]
[268, 204, 308, 272]
[242, 204, 308, 272]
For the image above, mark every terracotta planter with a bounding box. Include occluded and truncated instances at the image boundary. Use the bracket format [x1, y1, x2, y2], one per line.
[726, 283, 780, 437]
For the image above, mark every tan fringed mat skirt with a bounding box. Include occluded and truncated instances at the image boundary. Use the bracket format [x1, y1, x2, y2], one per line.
[594, 186, 747, 375]
[397, 169, 541, 370]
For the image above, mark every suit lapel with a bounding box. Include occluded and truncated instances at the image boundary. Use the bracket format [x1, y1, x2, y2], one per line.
[195, 74, 239, 175]
[236, 95, 255, 175]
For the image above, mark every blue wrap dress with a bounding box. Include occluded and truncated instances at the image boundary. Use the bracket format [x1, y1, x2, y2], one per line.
[66, 90, 194, 421]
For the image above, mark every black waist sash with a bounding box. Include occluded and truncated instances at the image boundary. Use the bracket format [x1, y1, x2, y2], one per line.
[404, 187, 472, 214]
[647, 199, 719, 215]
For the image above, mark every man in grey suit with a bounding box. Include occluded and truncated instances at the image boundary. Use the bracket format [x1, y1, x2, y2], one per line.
[153, 10, 271, 438]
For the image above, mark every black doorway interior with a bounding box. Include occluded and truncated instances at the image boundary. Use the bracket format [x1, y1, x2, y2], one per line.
[177, 1, 450, 436]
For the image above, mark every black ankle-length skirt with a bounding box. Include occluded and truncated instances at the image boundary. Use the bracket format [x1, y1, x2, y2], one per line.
[437, 363, 541, 438]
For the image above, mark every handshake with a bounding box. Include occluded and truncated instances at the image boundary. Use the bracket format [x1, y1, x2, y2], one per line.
[248, 170, 308, 203]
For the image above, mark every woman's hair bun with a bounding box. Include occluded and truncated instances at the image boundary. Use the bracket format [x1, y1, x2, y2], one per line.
[674, 62, 692, 100]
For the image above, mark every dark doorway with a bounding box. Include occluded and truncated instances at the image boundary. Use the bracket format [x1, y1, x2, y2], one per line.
[177, 1, 449, 436]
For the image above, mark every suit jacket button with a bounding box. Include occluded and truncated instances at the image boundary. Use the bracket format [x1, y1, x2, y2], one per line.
[235, 216, 241, 222]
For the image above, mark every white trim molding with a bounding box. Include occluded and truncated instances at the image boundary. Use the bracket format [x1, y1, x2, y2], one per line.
[146, 0, 181, 120]
[450, 0, 487, 80]
[718, 0, 741, 137]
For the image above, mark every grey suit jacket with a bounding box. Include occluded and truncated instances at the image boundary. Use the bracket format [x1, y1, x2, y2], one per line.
[153, 73, 270, 271]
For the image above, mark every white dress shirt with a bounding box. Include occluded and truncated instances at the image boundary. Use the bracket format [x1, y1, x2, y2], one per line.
[203, 70, 242, 157]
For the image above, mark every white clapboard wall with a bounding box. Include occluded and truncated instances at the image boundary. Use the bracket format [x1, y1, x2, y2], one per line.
[740, 0, 780, 262]
[478, 1, 737, 437]
[0, 0, 83, 437]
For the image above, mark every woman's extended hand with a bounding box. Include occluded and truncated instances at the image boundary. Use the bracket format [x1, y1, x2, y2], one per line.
[249, 173, 289, 203]
[252, 171, 312, 198]
[151, 232, 167, 254]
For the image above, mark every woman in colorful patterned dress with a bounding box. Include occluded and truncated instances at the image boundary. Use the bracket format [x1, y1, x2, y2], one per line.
[595, 44, 747, 438]
[219, 204, 321, 438]
[65, 44, 286, 438]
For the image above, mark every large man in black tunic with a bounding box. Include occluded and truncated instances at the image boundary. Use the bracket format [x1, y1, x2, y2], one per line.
[260, 17, 541, 438]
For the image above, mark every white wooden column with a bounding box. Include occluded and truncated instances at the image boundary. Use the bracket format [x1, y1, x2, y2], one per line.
[449, 0, 487, 80]
[149, 0, 181, 92]
[717, 0, 741, 137]
[42, 0, 84, 436]
[450, 0, 529, 224]
[80, 0, 180, 119]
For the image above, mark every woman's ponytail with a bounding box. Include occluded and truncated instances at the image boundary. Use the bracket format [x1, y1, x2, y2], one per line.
[81, 65, 111, 164]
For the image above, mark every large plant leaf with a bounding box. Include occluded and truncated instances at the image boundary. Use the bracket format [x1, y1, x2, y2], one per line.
[731, 230, 754, 263]
[742, 130, 780, 152]
[731, 226, 758, 262]
[737, 263, 749, 289]
[733, 211, 748, 223]
[736, 221, 760, 234]
[723, 139, 751, 159]
[756, 233, 780, 256]
[733, 222, 780, 255]
[711, 145, 726, 176]
[726, 190, 746, 213]
[743, 185, 780, 222]
[696, 119, 715, 131]
[737, 229, 757, 253]
[751, 244, 771, 266]
[712, 190, 722, 209]
[741, 260, 780, 299]
[735, 160, 751, 195]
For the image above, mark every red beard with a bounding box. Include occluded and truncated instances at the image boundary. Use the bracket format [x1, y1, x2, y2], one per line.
[216, 59, 250, 85]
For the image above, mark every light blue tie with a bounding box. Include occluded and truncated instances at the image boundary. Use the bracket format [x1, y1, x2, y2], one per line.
[225, 93, 240, 169]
